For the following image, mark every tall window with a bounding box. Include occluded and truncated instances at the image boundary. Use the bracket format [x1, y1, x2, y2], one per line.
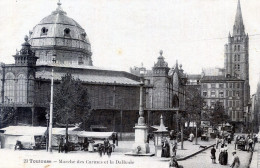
[4, 72, 15, 103]
[28, 75, 34, 104]
[219, 91, 224, 98]
[234, 55, 237, 61]
[17, 74, 27, 103]
[237, 64, 240, 71]
[0, 75, 2, 100]
[238, 45, 240, 51]
[203, 91, 207, 97]
[237, 54, 240, 61]
[211, 91, 216, 97]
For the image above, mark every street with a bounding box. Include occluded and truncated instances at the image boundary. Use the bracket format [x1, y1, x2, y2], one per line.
[0, 138, 255, 168]
[179, 141, 252, 168]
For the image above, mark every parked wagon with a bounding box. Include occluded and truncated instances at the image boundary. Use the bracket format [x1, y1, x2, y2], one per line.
[201, 133, 209, 141]
[237, 139, 246, 151]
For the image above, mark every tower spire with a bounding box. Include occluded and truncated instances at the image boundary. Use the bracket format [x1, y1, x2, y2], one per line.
[235, 0, 243, 26]
[233, 0, 244, 35]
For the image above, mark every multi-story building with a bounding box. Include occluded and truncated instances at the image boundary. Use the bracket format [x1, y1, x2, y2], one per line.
[200, 76, 244, 123]
[187, 0, 250, 131]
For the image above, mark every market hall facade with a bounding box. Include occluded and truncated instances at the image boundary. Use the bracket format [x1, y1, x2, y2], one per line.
[0, 2, 186, 133]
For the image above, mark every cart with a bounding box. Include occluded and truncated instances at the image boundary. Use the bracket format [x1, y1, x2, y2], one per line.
[201, 133, 209, 141]
[237, 139, 246, 151]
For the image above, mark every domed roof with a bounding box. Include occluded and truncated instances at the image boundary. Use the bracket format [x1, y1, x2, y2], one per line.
[29, 2, 91, 53]
[39, 6, 83, 29]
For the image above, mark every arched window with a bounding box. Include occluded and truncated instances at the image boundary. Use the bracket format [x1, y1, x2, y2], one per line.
[237, 64, 240, 71]
[234, 54, 237, 61]
[172, 94, 179, 108]
[28, 75, 34, 104]
[4, 72, 15, 103]
[237, 54, 240, 61]
[17, 74, 27, 103]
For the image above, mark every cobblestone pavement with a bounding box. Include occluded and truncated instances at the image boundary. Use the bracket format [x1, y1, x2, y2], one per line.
[178, 140, 252, 168]
[251, 142, 259, 168]
[0, 138, 253, 168]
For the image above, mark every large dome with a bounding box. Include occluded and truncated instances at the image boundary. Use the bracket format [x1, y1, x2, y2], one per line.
[28, 2, 93, 67]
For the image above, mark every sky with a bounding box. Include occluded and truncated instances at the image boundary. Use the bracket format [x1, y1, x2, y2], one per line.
[0, 0, 259, 94]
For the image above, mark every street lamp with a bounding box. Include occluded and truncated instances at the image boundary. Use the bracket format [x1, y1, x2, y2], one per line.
[45, 113, 49, 151]
[48, 55, 56, 153]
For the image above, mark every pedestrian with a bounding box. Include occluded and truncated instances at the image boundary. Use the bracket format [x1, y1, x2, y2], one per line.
[211, 145, 216, 163]
[147, 133, 150, 144]
[188, 132, 194, 142]
[103, 138, 110, 155]
[83, 137, 89, 151]
[169, 156, 180, 168]
[245, 135, 250, 151]
[218, 145, 225, 165]
[58, 137, 64, 153]
[230, 151, 240, 168]
[248, 138, 253, 152]
[97, 144, 103, 157]
[161, 138, 170, 157]
[172, 143, 177, 157]
[234, 135, 238, 150]
[227, 134, 232, 144]
[215, 136, 219, 149]
[107, 144, 113, 158]
[115, 133, 118, 146]
[112, 133, 116, 145]
[88, 138, 95, 152]
[64, 142, 69, 153]
[223, 144, 228, 165]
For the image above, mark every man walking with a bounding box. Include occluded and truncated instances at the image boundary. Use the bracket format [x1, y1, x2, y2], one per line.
[230, 152, 240, 168]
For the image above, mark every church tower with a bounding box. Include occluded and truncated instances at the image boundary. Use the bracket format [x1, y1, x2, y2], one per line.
[224, 0, 250, 105]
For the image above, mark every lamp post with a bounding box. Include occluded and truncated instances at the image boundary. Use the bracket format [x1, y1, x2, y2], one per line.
[45, 113, 49, 151]
[48, 56, 56, 153]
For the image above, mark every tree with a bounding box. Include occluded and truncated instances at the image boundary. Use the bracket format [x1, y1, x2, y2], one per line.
[185, 86, 205, 144]
[53, 73, 92, 143]
[0, 106, 16, 128]
[209, 101, 231, 136]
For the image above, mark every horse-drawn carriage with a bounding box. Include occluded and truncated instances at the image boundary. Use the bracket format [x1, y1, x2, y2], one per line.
[237, 139, 246, 151]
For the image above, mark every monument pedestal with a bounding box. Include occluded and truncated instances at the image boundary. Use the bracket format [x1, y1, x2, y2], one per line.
[125, 124, 154, 156]
[132, 125, 150, 154]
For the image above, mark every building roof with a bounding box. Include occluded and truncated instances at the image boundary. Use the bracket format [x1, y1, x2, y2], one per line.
[29, 2, 91, 54]
[187, 74, 201, 79]
[201, 75, 244, 82]
[36, 67, 140, 86]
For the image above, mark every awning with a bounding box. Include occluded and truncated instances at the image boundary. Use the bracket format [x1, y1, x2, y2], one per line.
[77, 131, 114, 139]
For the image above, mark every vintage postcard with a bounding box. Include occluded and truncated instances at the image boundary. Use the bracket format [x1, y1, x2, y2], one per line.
[0, 0, 259, 168]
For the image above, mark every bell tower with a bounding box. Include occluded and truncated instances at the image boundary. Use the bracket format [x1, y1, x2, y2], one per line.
[224, 0, 250, 105]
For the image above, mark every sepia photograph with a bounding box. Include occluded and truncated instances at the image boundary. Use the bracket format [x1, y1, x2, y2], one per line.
[0, 0, 259, 167]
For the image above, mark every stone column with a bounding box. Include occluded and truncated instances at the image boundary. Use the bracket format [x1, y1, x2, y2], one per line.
[31, 107, 35, 126]
[132, 77, 150, 154]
